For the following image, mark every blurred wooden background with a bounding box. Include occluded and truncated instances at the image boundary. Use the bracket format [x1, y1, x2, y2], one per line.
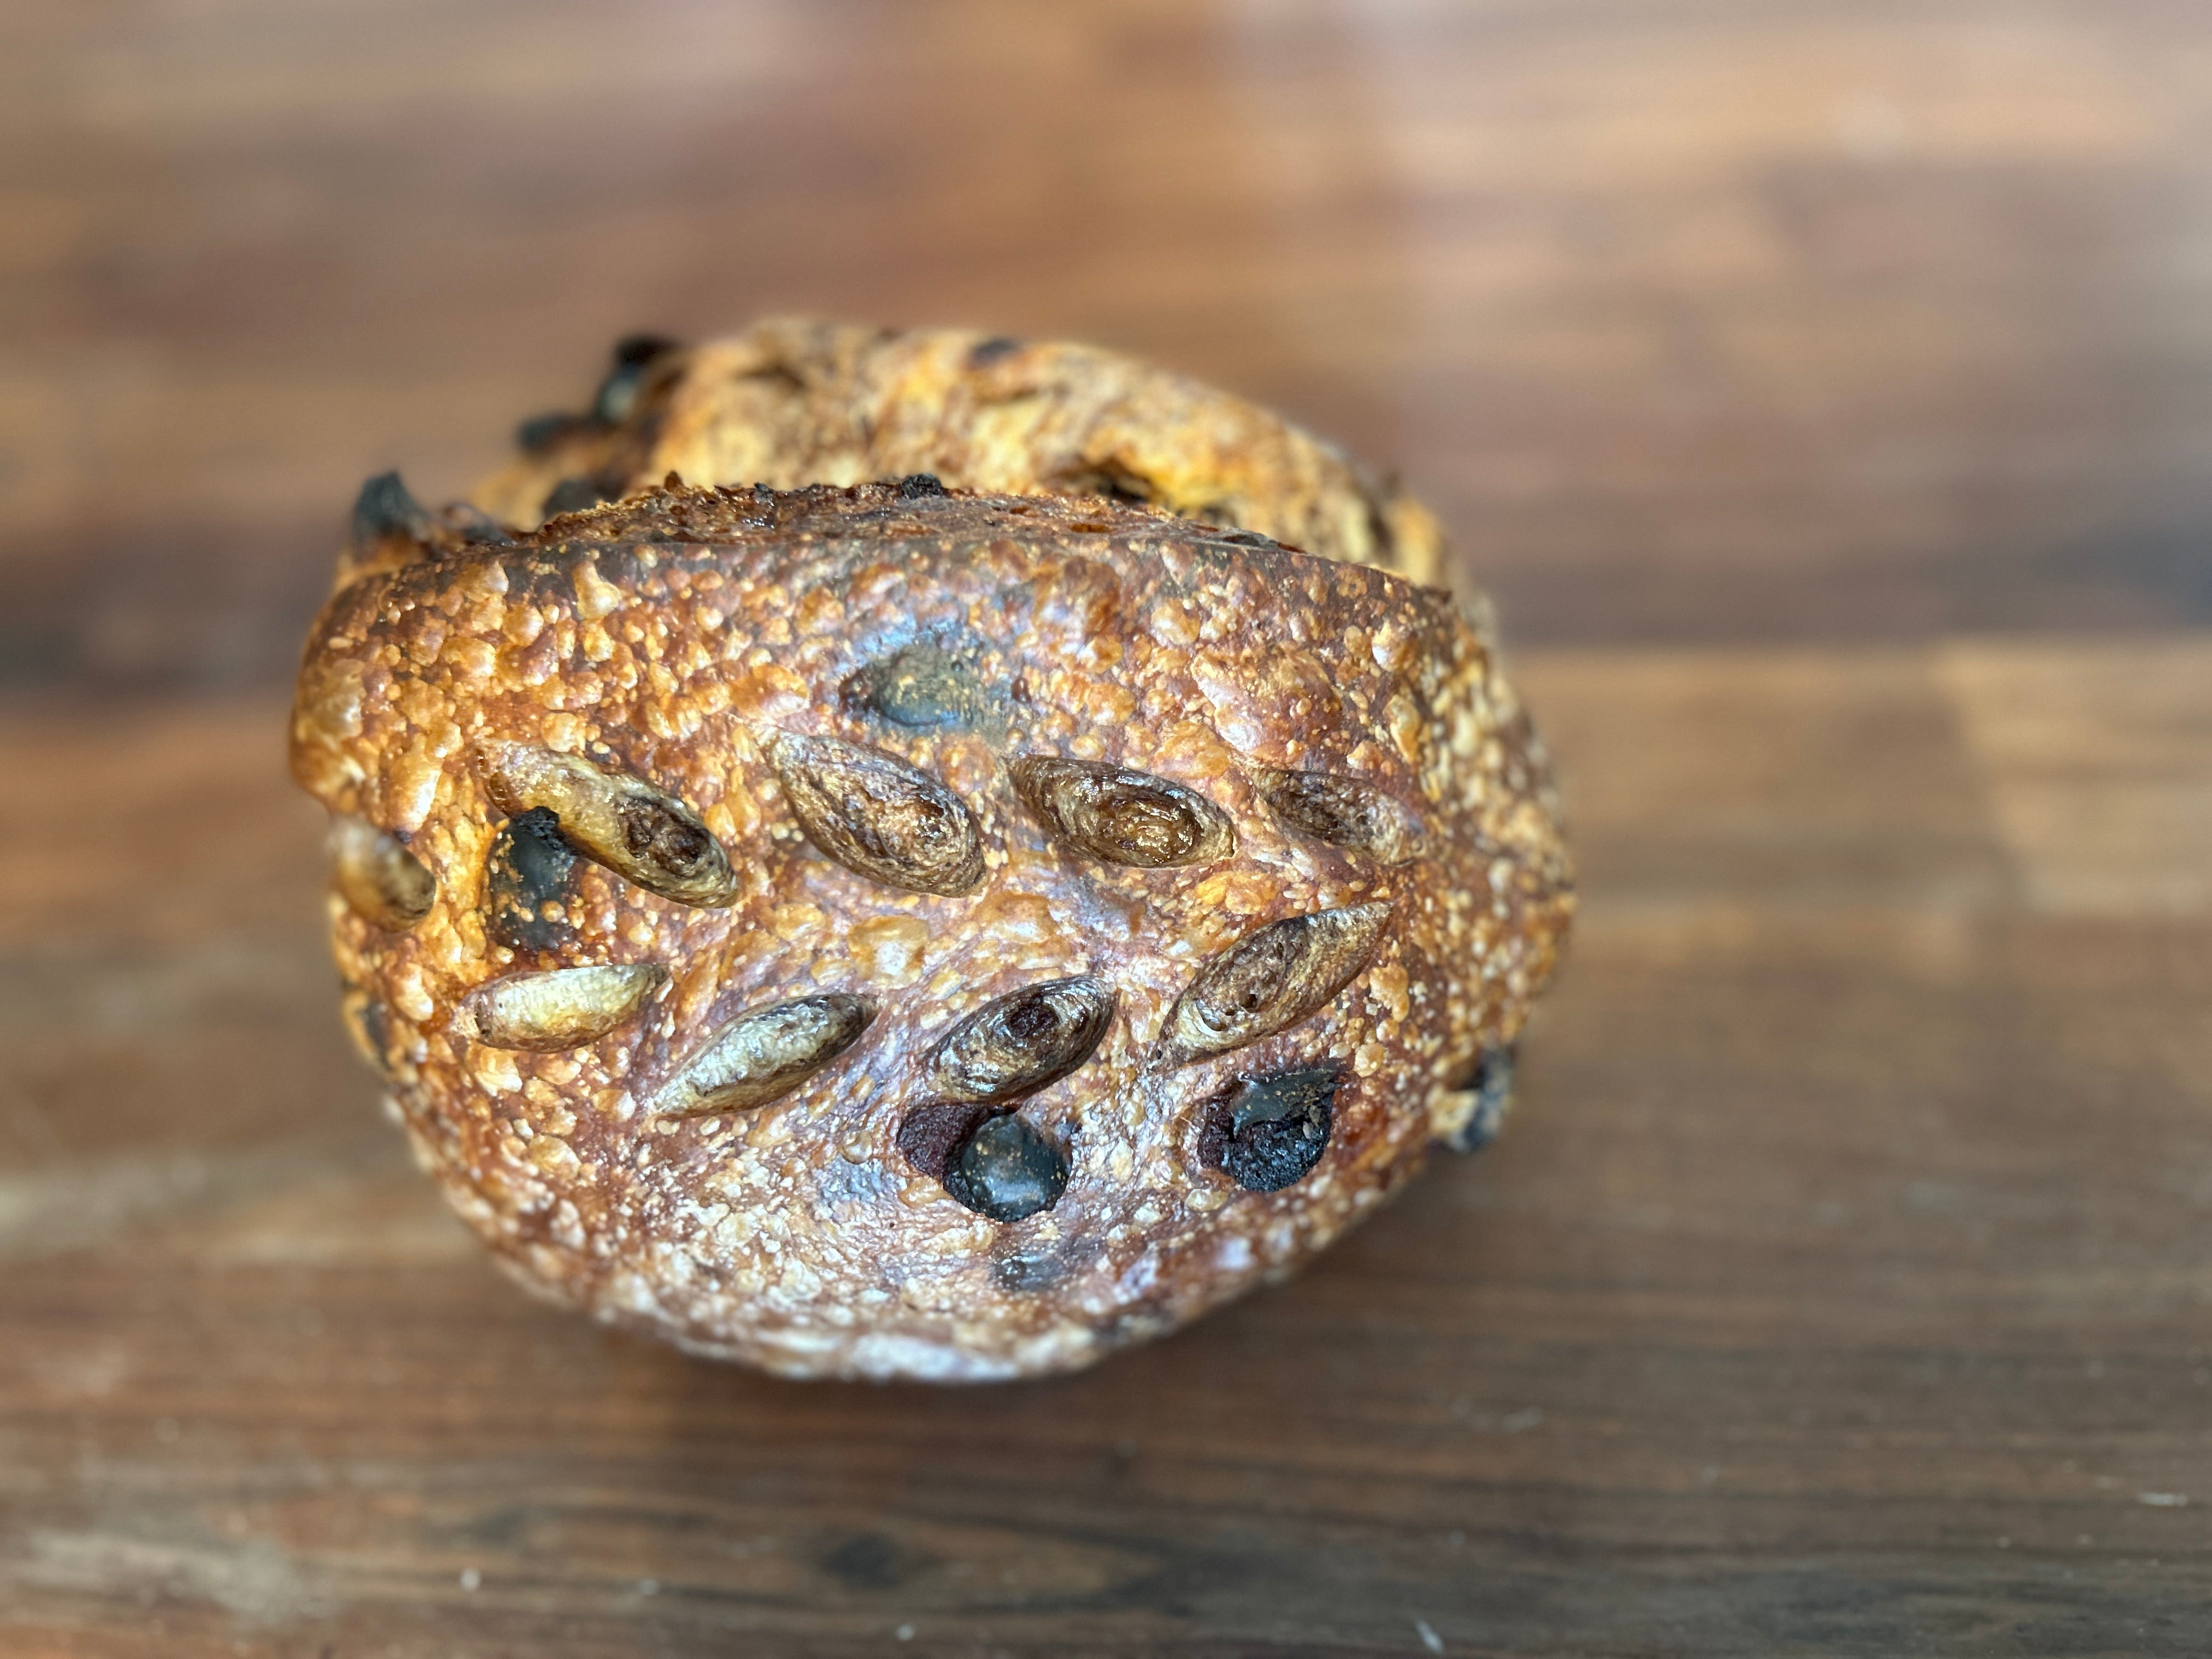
[3, 1, 2210, 1654]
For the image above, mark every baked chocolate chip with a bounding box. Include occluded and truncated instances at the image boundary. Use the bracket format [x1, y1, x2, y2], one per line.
[967, 336, 1023, 366]
[1441, 1045, 1515, 1154]
[943, 1114, 1068, 1222]
[896, 472, 947, 499]
[484, 806, 580, 952]
[1200, 1068, 1337, 1192]
[350, 471, 433, 548]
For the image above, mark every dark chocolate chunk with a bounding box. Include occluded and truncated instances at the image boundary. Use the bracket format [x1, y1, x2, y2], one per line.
[484, 806, 580, 952]
[1199, 1068, 1337, 1192]
[350, 471, 433, 548]
[1441, 1045, 1515, 1154]
[967, 335, 1023, 366]
[943, 1114, 1069, 1222]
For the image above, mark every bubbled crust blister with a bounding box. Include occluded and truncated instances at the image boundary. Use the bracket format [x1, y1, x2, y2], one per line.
[292, 482, 1570, 1381]
[469, 319, 1452, 589]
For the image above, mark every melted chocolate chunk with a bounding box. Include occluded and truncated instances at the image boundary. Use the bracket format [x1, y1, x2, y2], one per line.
[894, 1099, 997, 1179]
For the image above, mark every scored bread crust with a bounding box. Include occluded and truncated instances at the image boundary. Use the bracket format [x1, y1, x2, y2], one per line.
[292, 482, 1571, 1380]
[468, 318, 1451, 590]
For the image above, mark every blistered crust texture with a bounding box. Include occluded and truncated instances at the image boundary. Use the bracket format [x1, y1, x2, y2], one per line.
[469, 319, 1451, 589]
[293, 484, 1571, 1380]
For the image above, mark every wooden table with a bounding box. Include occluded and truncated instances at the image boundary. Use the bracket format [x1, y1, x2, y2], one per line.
[4, 3, 2209, 1654]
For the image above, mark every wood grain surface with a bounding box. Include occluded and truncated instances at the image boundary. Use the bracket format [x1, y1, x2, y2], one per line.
[4, 2, 2210, 1655]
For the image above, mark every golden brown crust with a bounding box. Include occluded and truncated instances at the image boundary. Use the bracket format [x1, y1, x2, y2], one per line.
[290, 482, 1570, 1380]
[469, 319, 1451, 588]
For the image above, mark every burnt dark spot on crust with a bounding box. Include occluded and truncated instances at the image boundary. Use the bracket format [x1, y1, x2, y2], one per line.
[967, 335, 1023, 366]
[943, 1114, 1068, 1222]
[350, 472, 433, 549]
[843, 643, 986, 730]
[541, 476, 614, 518]
[1441, 1045, 1515, 1154]
[927, 976, 1116, 1103]
[484, 806, 580, 953]
[1199, 1068, 1337, 1192]
[1011, 757, 1234, 868]
[894, 1099, 998, 1180]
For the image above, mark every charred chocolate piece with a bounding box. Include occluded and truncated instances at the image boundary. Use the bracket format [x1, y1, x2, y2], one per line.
[1200, 1068, 1337, 1192]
